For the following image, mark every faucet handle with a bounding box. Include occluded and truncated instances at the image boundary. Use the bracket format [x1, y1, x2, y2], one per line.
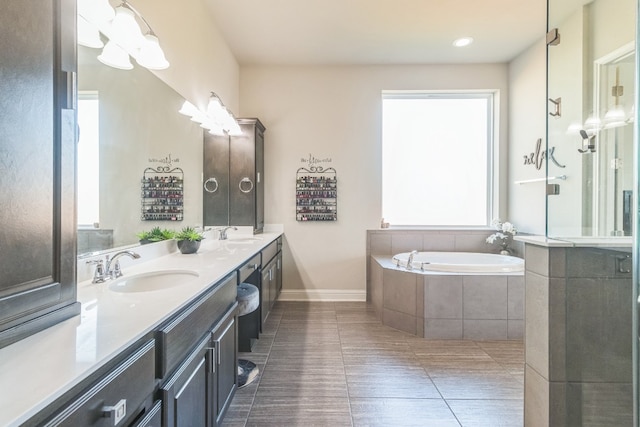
[86, 259, 106, 283]
[111, 260, 123, 279]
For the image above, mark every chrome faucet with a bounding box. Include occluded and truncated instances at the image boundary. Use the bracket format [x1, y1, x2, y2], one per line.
[406, 250, 418, 271]
[105, 250, 141, 280]
[218, 226, 237, 240]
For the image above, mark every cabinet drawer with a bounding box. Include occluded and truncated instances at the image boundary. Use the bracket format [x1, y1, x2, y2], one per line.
[44, 340, 156, 427]
[132, 400, 161, 427]
[157, 273, 237, 378]
[238, 254, 260, 283]
[261, 240, 278, 266]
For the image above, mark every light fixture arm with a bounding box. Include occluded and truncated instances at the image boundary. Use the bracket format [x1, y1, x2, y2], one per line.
[119, 0, 157, 36]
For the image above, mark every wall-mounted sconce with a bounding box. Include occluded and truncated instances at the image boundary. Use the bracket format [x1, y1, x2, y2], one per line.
[78, 0, 169, 70]
[179, 93, 242, 136]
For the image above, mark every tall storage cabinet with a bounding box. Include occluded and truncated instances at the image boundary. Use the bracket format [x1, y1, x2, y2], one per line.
[203, 118, 265, 233]
[0, 0, 79, 348]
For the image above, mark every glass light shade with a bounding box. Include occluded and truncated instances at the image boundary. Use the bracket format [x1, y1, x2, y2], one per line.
[189, 112, 208, 124]
[178, 101, 200, 117]
[603, 106, 627, 128]
[110, 5, 145, 51]
[136, 34, 170, 70]
[207, 95, 225, 118]
[78, 0, 115, 24]
[227, 121, 243, 136]
[566, 121, 582, 135]
[98, 40, 133, 70]
[584, 114, 602, 130]
[208, 124, 226, 136]
[78, 16, 104, 49]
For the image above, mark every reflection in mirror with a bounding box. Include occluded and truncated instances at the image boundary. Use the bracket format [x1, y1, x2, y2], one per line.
[77, 45, 204, 256]
[546, 0, 636, 238]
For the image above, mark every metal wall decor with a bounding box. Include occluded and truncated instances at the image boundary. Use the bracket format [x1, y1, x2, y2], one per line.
[141, 166, 184, 221]
[296, 166, 337, 221]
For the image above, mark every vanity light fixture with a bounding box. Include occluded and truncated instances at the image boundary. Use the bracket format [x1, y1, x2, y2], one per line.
[179, 93, 243, 136]
[453, 37, 474, 47]
[78, 0, 170, 71]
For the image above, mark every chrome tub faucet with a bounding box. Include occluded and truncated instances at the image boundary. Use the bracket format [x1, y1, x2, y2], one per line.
[406, 250, 418, 271]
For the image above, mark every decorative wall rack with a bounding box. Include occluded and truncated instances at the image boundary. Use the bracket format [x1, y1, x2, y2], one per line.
[296, 166, 337, 221]
[141, 166, 184, 221]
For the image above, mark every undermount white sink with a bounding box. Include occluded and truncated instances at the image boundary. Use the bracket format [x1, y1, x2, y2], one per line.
[108, 270, 200, 293]
[224, 237, 263, 245]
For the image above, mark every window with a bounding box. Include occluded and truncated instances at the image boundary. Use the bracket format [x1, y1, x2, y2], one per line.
[77, 92, 100, 227]
[382, 92, 495, 226]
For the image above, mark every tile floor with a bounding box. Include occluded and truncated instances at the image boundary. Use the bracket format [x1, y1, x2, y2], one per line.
[222, 301, 524, 427]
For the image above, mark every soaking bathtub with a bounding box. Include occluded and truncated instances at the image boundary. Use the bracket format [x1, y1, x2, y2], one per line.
[391, 251, 524, 273]
[370, 252, 525, 340]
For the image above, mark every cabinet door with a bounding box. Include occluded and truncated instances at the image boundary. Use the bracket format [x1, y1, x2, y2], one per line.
[229, 119, 265, 232]
[276, 252, 283, 296]
[161, 336, 214, 427]
[268, 260, 277, 310]
[212, 313, 237, 426]
[0, 0, 79, 348]
[261, 266, 271, 324]
[203, 132, 230, 226]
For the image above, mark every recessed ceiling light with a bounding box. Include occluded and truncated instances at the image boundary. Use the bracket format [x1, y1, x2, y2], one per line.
[453, 37, 474, 47]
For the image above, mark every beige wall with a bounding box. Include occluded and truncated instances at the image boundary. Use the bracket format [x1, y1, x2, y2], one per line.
[240, 64, 509, 299]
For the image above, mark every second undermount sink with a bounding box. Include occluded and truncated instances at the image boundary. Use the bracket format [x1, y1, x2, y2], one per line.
[108, 270, 200, 293]
[224, 237, 263, 245]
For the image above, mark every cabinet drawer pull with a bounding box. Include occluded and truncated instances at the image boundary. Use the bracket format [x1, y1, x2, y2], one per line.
[247, 263, 259, 270]
[102, 399, 127, 425]
[204, 177, 219, 193]
[239, 177, 254, 193]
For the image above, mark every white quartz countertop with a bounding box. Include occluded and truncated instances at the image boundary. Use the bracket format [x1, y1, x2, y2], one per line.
[0, 232, 282, 427]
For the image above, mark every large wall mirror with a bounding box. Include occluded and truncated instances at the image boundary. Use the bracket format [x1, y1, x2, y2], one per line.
[77, 45, 204, 255]
[546, 0, 636, 238]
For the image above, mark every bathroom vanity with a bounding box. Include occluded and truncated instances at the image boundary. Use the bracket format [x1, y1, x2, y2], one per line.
[0, 233, 283, 427]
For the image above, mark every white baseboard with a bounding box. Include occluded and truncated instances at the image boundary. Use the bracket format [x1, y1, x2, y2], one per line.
[278, 289, 367, 302]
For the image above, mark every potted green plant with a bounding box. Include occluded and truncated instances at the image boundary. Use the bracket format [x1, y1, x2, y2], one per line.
[136, 227, 175, 245]
[175, 226, 205, 254]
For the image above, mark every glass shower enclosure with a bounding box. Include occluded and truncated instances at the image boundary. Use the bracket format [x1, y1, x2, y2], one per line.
[546, 0, 637, 424]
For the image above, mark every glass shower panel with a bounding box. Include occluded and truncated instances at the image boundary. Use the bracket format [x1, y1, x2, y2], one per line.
[546, 0, 636, 239]
[545, 0, 637, 425]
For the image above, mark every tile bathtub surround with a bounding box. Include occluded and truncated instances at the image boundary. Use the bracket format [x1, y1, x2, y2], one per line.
[223, 301, 524, 427]
[371, 256, 524, 340]
[366, 229, 525, 316]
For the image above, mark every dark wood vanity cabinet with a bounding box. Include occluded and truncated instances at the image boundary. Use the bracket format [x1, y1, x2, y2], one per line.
[211, 314, 237, 425]
[261, 238, 282, 323]
[203, 118, 266, 233]
[42, 340, 157, 427]
[0, 0, 80, 348]
[158, 274, 238, 427]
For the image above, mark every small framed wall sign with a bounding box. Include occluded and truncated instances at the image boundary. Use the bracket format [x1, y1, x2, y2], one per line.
[295, 166, 337, 221]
